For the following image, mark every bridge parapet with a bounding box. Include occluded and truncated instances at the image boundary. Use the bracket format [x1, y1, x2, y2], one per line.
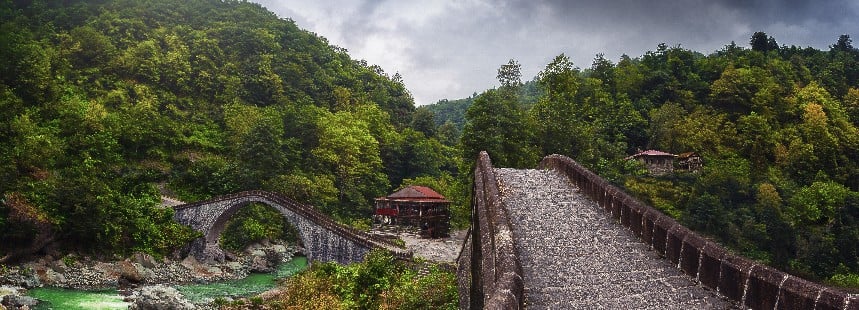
[173, 190, 410, 264]
[540, 154, 858, 310]
[457, 152, 524, 309]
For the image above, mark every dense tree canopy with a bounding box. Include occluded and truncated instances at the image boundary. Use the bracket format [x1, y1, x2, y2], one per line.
[0, 0, 461, 259]
[449, 32, 859, 287]
[3, 0, 859, 292]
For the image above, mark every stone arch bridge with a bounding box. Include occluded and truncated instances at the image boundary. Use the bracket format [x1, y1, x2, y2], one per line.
[457, 152, 858, 309]
[173, 190, 409, 264]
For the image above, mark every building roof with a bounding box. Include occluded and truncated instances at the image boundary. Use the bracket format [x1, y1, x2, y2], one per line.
[677, 152, 699, 159]
[386, 185, 447, 200]
[624, 150, 677, 160]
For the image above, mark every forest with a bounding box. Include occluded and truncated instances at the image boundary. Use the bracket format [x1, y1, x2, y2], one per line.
[2, 0, 859, 307]
[0, 0, 466, 263]
[455, 33, 859, 287]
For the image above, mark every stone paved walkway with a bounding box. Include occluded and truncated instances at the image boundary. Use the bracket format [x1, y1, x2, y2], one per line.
[495, 168, 738, 309]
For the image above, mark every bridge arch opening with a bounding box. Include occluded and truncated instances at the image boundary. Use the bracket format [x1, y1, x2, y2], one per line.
[213, 202, 302, 253]
[204, 200, 312, 260]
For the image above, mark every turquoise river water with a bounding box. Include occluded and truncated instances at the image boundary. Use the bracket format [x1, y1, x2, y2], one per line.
[28, 256, 308, 310]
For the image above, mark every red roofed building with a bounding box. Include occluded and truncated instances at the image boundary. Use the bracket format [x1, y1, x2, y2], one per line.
[374, 185, 450, 238]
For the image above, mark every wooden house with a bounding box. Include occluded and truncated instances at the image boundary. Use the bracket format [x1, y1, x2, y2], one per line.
[625, 150, 677, 176]
[374, 186, 450, 238]
[677, 152, 703, 172]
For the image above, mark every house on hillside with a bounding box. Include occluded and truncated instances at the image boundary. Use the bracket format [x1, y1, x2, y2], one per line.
[374, 186, 450, 238]
[625, 150, 677, 175]
[677, 152, 703, 172]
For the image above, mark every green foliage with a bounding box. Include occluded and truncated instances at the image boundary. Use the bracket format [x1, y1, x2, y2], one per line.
[410, 107, 436, 137]
[787, 180, 850, 226]
[313, 108, 389, 217]
[0, 0, 427, 258]
[220, 203, 298, 252]
[6, 0, 859, 292]
[461, 87, 538, 168]
[623, 176, 688, 218]
[263, 249, 458, 309]
[829, 272, 859, 289]
[426, 97, 473, 131]
[382, 264, 458, 310]
[450, 33, 859, 284]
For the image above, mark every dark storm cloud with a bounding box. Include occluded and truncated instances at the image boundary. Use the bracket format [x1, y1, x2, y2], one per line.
[253, 0, 859, 105]
[721, 0, 851, 23]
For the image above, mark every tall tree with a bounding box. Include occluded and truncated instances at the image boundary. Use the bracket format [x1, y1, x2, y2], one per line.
[410, 106, 436, 137]
[497, 58, 522, 89]
[312, 110, 389, 216]
[461, 89, 536, 168]
[832, 34, 854, 52]
[750, 31, 778, 53]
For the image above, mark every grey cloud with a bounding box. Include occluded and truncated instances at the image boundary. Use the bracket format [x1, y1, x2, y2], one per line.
[254, 0, 858, 105]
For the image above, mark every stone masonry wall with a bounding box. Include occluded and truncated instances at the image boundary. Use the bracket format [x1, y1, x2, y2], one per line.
[539, 154, 859, 310]
[173, 191, 410, 264]
[456, 151, 524, 310]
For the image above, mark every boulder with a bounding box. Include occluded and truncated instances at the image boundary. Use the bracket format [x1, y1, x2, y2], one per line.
[264, 249, 284, 266]
[224, 251, 238, 262]
[118, 261, 144, 283]
[244, 242, 260, 253]
[1, 295, 38, 309]
[180, 256, 203, 273]
[271, 244, 287, 254]
[94, 262, 118, 277]
[39, 269, 66, 286]
[249, 255, 272, 273]
[225, 262, 244, 273]
[49, 259, 67, 273]
[137, 264, 154, 282]
[133, 253, 159, 269]
[2, 272, 40, 289]
[129, 285, 194, 310]
[0, 286, 21, 298]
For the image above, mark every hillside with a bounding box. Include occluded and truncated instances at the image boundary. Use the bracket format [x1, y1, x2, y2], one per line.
[0, 0, 463, 259]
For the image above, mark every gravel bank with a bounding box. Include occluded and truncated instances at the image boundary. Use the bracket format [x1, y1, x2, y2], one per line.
[399, 230, 467, 263]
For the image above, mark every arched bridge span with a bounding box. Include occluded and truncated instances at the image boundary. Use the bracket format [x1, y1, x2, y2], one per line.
[173, 190, 409, 264]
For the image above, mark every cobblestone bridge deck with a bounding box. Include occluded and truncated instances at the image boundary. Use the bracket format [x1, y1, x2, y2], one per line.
[495, 168, 737, 309]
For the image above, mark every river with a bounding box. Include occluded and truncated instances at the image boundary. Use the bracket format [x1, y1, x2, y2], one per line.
[28, 256, 308, 309]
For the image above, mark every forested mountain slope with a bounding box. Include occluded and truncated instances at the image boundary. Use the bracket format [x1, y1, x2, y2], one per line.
[0, 0, 462, 259]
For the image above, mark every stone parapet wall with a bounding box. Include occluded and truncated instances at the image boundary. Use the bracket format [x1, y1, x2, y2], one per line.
[457, 151, 524, 309]
[455, 227, 473, 309]
[539, 154, 858, 310]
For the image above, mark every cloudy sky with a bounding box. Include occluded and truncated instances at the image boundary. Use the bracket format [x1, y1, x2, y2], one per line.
[252, 0, 859, 106]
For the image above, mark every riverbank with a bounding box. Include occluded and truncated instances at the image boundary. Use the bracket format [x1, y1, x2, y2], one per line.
[369, 226, 467, 263]
[399, 229, 467, 263]
[0, 241, 301, 309]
